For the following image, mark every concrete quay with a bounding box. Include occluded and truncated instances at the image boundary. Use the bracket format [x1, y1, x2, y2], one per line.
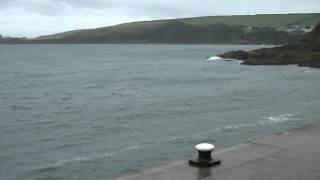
[112, 124, 320, 180]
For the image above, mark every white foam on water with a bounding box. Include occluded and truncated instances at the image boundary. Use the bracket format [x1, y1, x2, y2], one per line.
[31, 113, 297, 171]
[142, 128, 223, 144]
[206, 56, 244, 64]
[222, 113, 298, 132]
[222, 123, 257, 131]
[144, 113, 299, 145]
[207, 56, 223, 61]
[237, 60, 244, 64]
[32, 144, 141, 171]
[32, 152, 113, 171]
[119, 145, 140, 152]
[259, 113, 297, 125]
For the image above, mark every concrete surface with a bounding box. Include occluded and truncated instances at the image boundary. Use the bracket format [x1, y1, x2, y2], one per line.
[112, 124, 320, 180]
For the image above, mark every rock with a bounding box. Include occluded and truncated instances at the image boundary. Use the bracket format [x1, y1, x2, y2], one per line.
[218, 50, 249, 60]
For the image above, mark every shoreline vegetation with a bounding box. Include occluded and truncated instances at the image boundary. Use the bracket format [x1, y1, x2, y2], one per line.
[218, 22, 320, 68]
[1, 13, 320, 44]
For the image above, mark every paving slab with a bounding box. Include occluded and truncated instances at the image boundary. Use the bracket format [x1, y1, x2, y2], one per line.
[111, 124, 320, 180]
[276, 142, 320, 166]
[203, 154, 320, 180]
[252, 124, 320, 149]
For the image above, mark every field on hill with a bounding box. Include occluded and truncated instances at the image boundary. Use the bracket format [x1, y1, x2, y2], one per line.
[101, 13, 320, 34]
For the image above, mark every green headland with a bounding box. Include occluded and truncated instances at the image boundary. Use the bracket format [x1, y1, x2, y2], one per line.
[1, 13, 320, 44]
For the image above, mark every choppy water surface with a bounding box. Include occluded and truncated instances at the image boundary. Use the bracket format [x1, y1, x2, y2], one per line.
[1, 44, 320, 180]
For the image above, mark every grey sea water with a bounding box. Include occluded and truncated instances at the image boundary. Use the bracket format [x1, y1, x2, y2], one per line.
[0, 44, 320, 180]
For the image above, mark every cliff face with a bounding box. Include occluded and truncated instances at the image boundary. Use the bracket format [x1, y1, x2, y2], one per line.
[218, 22, 320, 68]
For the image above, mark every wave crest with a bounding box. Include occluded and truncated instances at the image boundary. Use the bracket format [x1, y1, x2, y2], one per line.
[259, 114, 297, 125]
[207, 56, 223, 61]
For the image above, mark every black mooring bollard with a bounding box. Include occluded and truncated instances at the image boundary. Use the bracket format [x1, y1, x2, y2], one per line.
[189, 143, 221, 167]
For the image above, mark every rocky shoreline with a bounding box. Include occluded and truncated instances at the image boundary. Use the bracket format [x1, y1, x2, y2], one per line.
[218, 22, 320, 68]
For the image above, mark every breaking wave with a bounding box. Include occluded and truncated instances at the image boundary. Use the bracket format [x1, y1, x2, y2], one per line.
[222, 113, 298, 131]
[259, 113, 297, 125]
[207, 56, 223, 61]
[222, 123, 257, 131]
[143, 113, 299, 144]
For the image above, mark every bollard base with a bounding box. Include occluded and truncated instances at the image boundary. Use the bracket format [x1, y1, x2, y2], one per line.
[188, 159, 221, 167]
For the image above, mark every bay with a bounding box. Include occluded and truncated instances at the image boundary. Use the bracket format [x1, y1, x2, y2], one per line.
[0, 44, 320, 180]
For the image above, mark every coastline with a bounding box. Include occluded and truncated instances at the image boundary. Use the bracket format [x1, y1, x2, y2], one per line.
[217, 44, 320, 68]
[217, 22, 320, 68]
[0, 40, 282, 45]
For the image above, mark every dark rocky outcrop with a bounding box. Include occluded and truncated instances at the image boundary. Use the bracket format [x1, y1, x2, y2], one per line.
[218, 22, 320, 68]
[219, 50, 250, 60]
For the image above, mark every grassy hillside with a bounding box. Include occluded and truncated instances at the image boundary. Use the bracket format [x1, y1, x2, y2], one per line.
[31, 21, 300, 44]
[180, 13, 320, 27]
[3, 13, 320, 44]
[35, 21, 167, 41]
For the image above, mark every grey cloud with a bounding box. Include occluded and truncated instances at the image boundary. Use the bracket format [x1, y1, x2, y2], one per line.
[0, 0, 216, 16]
[0, 0, 19, 8]
[53, 0, 120, 9]
[2, 0, 319, 17]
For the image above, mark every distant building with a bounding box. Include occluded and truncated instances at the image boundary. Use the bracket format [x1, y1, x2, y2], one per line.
[276, 25, 315, 34]
[243, 26, 253, 33]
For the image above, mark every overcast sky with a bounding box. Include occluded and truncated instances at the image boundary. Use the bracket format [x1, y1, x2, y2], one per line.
[1, 0, 320, 38]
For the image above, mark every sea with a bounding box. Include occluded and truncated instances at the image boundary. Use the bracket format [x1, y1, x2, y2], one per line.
[1, 44, 320, 180]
